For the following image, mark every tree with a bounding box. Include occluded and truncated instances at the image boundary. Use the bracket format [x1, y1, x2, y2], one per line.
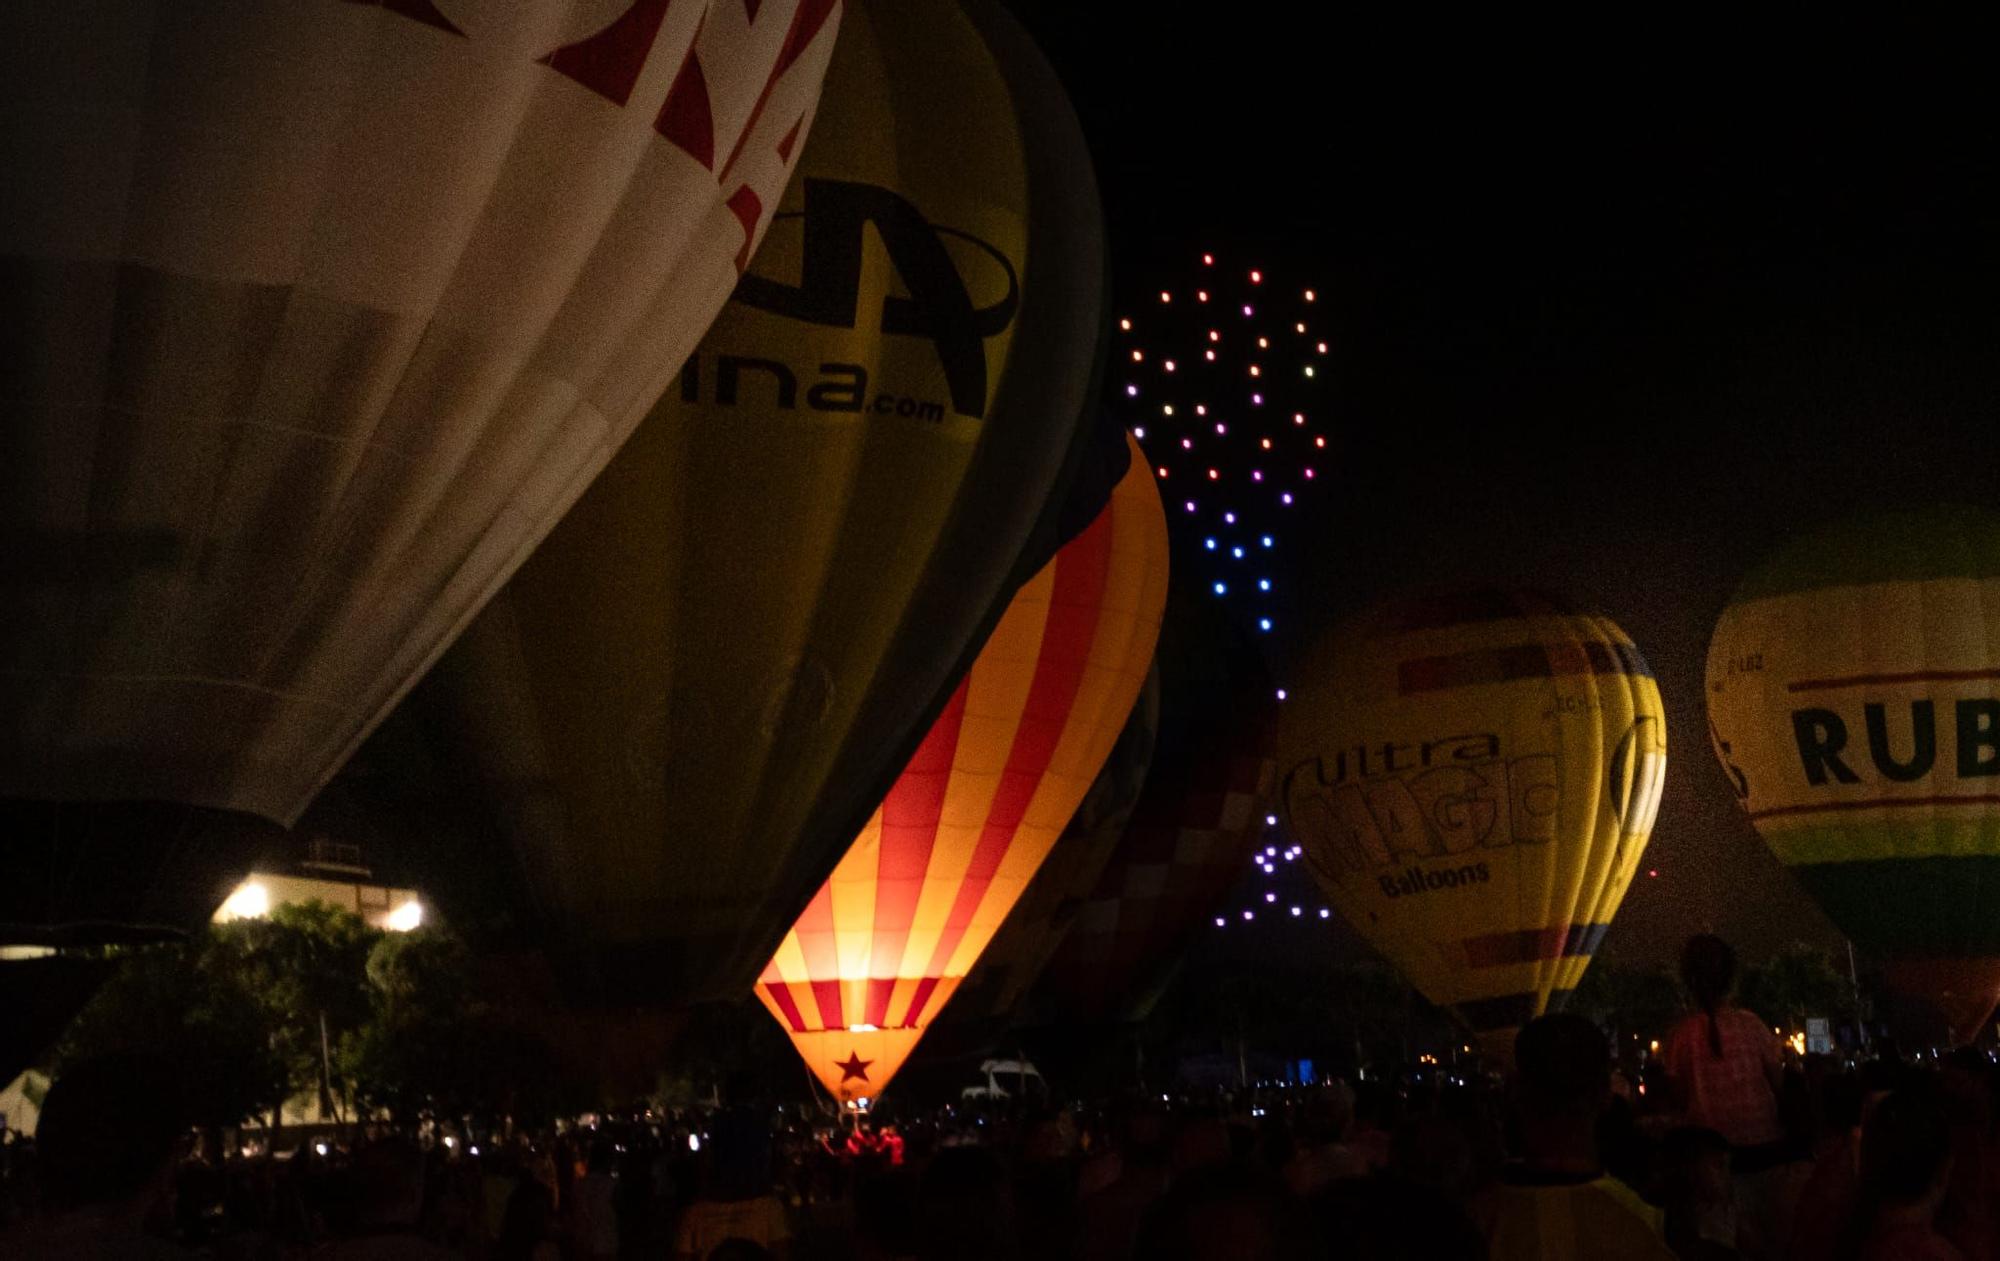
[211, 900, 381, 1121]
[1739, 944, 1857, 1033]
[57, 943, 289, 1130]
[1568, 962, 1685, 1047]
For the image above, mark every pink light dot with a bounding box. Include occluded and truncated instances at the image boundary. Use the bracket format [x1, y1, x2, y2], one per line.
[1317, 342, 1328, 354]
[1250, 269, 1263, 283]
[1196, 291, 1209, 303]
[1260, 438, 1272, 450]
[1304, 289, 1316, 302]
[1202, 252, 1215, 266]
[1224, 512, 1236, 524]
[1293, 413, 1305, 426]
[1315, 436, 1326, 448]
[1214, 422, 1226, 435]
[1126, 385, 1138, 397]
[1252, 470, 1264, 482]
[1130, 349, 1143, 362]
[1184, 500, 1196, 512]
[1276, 688, 1289, 701]
[1257, 336, 1269, 349]
[1242, 305, 1254, 317]
[1207, 468, 1220, 481]
[1295, 322, 1306, 333]
[1195, 404, 1207, 416]
[1181, 438, 1193, 449]
[1160, 291, 1171, 303]
[1164, 360, 1176, 372]
[1251, 393, 1264, 405]
[1281, 492, 1294, 504]
[1204, 350, 1216, 361]
[1304, 468, 1316, 479]
[1208, 330, 1221, 342]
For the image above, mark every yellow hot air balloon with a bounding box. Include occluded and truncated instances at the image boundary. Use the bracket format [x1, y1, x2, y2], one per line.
[0, 1, 840, 822]
[1279, 590, 1666, 1050]
[1708, 507, 2000, 1043]
[757, 437, 1168, 1104]
[341, 0, 1119, 1087]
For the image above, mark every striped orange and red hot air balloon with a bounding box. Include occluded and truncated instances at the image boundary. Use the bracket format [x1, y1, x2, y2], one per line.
[757, 436, 1169, 1103]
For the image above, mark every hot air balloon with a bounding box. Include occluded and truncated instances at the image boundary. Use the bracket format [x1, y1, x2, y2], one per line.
[0, 0, 839, 1083]
[0, 0, 839, 823]
[1707, 507, 2000, 1043]
[757, 436, 1169, 1104]
[1279, 590, 1667, 1051]
[347, 0, 1117, 1082]
[1036, 588, 1277, 1024]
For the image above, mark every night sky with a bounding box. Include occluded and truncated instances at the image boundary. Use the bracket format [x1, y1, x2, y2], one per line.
[1011, 7, 2000, 966]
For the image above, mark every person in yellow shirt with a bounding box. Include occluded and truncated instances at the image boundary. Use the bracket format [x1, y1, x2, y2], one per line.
[1470, 1013, 1676, 1261]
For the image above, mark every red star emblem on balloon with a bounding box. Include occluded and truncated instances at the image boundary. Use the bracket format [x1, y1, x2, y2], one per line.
[835, 1051, 873, 1084]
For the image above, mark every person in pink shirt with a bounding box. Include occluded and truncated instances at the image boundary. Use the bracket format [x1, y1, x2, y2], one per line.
[1662, 935, 1791, 1259]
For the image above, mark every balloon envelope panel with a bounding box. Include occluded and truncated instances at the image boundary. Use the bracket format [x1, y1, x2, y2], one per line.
[1708, 507, 2000, 1040]
[1280, 590, 1666, 1041]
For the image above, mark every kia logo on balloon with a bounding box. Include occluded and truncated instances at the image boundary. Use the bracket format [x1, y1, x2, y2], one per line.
[733, 179, 1021, 419]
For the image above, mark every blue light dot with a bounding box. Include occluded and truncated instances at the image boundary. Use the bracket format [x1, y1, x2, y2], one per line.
[1213, 582, 1227, 596]
[1259, 618, 1273, 631]
[1259, 579, 1271, 591]
[1204, 537, 1217, 550]
[1184, 501, 1196, 513]
[1224, 512, 1237, 525]
[1232, 547, 1244, 559]
[1261, 535, 1274, 547]
[1276, 688, 1288, 701]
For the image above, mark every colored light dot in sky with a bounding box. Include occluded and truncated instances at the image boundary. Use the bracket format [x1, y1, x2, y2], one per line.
[1252, 471, 1264, 481]
[1276, 688, 1288, 701]
[1281, 492, 1294, 504]
[1265, 892, 1277, 903]
[1258, 336, 1269, 348]
[1648, 869, 1660, 878]
[1304, 468, 1315, 479]
[1262, 535, 1273, 546]
[1181, 438, 1192, 449]
[1131, 349, 1142, 362]
[1260, 618, 1273, 631]
[1184, 501, 1196, 513]
[1319, 908, 1331, 919]
[1156, 466, 1169, 477]
[1203, 253, 1215, 265]
[1215, 917, 1225, 927]
[1295, 322, 1306, 333]
[1317, 342, 1328, 354]
[1266, 845, 1277, 855]
[1250, 269, 1263, 283]
[1304, 366, 1315, 377]
[1213, 581, 1227, 595]
[1204, 350, 1216, 361]
[1291, 907, 1302, 917]
[1196, 292, 1208, 303]
[1133, 426, 1145, 438]
[1259, 579, 1271, 591]
[1242, 304, 1254, 316]
[1252, 393, 1264, 405]
[1164, 360, 1176, 372]
[1304, 289, 1316, 301]
[1126, 385, 1138, 397]
[1209, 329, 1220, 342]
[1204, 538, 1217, 550]
[1232, 546, 1244, 558]
[1195, 404, 1207, 415]
[1215, 422, 1226, 435]
[1244, 910, 1255, 920]
[1224, 512, 1237, 524]
[1208, 468, 1220, 480]
[1261, 438, 1272, 449]
[1249, 365, 1261, 377]
[1160, 291, 1171, 303]
[1119, 318, 1131, 331]
[1315, 436, 1326, 448]
[1293, 412, 1305, 424]
[1162, 404, 1174, 415]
